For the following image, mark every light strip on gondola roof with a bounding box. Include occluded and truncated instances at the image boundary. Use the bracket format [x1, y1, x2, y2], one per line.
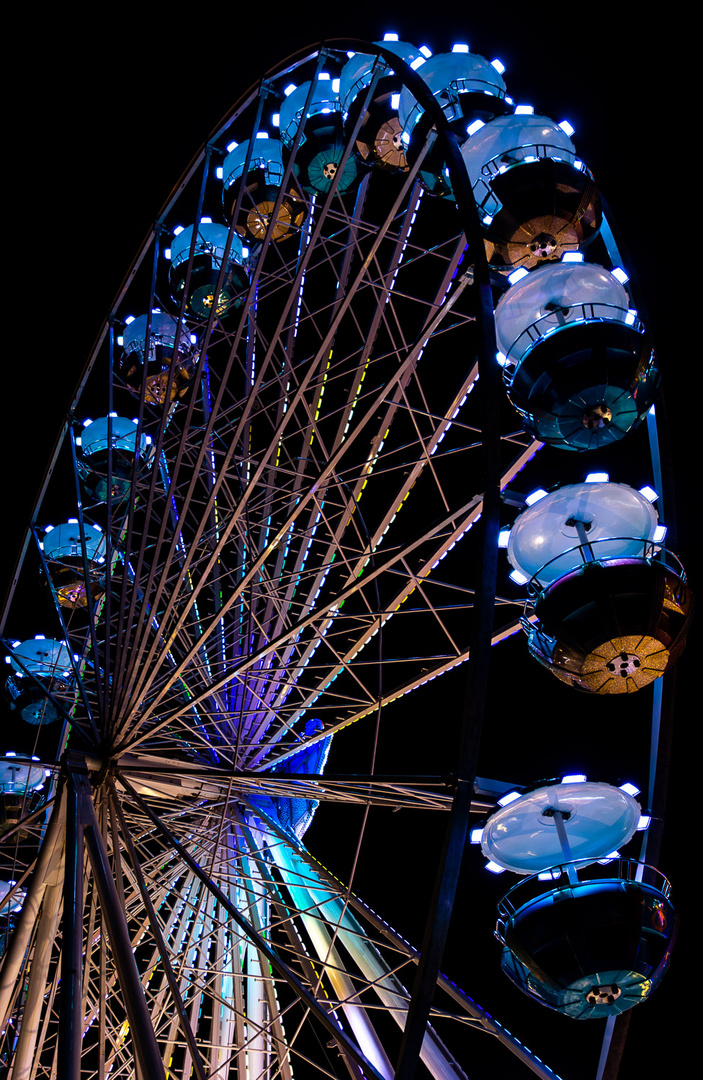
[558, 120, 575, 135]
[491, 59, 506, 73]
[515, 104, 534, 114]
[498, 790, 521, 807]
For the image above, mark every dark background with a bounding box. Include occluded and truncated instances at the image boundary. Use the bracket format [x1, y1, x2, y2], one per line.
[2, 5, 690, 1078]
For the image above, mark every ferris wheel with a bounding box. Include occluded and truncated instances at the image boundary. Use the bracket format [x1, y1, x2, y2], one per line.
[0, 33, 688, 1080]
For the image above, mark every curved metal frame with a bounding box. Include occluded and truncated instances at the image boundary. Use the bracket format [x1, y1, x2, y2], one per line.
[0, 36, 677, 1080]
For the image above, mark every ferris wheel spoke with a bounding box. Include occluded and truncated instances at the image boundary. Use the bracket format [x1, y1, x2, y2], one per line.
[117, 487, 481, 755]
[118, 365, 481, 747]
[115, 194, 470, 725]
[115, 435, 536, 760]
[112, 774, 401, 1080]
[1, 32, 679, 1080]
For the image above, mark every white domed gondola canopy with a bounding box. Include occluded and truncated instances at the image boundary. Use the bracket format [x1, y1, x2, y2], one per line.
[461, 113, 601, 269]
[279, 78, 362, 196]
[496, 862, 678, 1019]
[496, 261, 660, 450]
[4, 637, 73, 725]
[481, 780, 641, 875]
[41, 520, 106, 610]
[0, 753, 46, 794]
[399, 49, 507, 136]
[120, 312, 196, 404]
[0, 880, 26, 916]
[398, 49, 509, 196]
[76, 415, 150, 503]
[0, 753, 47, 835]
[507, 483, 693, 693]
[507, 481, 659, 588]
[221, 136, 307, 242]
[168, 222, 249, 319]
[339, 41, 421, 171]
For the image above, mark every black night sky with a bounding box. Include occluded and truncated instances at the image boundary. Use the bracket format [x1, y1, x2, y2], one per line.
[2, 5, 691, 1078]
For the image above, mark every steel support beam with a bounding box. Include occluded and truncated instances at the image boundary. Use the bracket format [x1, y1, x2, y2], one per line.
[67, 761, 166, 1080]
[109, 782, 208, 1080]
[118, 771, 389, 1080]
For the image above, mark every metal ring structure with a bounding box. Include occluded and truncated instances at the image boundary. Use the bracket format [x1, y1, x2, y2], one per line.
[0, 33, 683, 1080]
